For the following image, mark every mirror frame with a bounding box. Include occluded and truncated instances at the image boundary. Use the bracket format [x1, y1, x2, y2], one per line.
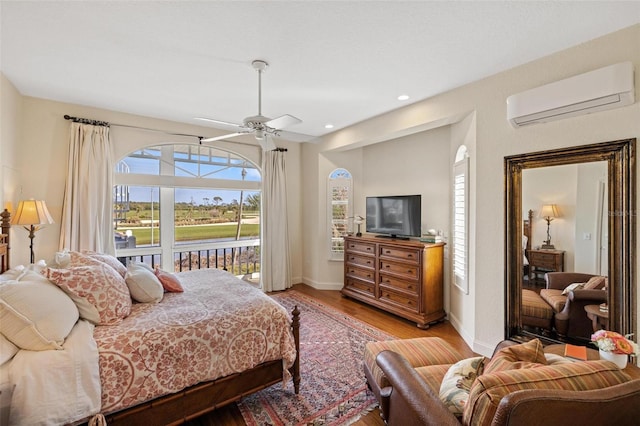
[505, 138, 636, 343]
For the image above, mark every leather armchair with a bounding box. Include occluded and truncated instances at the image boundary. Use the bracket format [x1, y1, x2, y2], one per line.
[492, 380, 640, 426]
[543, 272, 607, 341]
[375, 349, 640, 426]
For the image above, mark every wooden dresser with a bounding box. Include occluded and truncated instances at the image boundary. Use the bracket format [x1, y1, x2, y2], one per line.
[528, 249, 564, 282]
[342, 235, 445, 329]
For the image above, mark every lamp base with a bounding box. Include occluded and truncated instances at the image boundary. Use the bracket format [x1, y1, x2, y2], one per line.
[541, 244, 555, 249]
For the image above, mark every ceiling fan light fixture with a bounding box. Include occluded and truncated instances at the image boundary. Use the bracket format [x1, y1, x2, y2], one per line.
[196, 59, 303, 150]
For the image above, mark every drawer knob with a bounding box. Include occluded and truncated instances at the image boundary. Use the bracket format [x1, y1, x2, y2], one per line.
[408, 269, 413, 273]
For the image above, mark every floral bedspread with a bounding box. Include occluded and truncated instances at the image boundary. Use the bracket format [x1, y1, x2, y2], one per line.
[93, 269, 297, 414]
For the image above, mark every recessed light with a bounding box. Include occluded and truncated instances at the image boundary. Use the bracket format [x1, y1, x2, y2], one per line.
[397, 94, 410, 101]
[324, 123, 334, 129]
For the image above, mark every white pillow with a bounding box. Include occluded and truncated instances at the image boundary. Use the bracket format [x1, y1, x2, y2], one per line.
[0, 271, 79, 351]
[0, 265, 26, 282]
[562, 282, 584, 295]
[49, 250, 72, 268]
[125, 262, 164, 303]
[0, 334, 19, 365]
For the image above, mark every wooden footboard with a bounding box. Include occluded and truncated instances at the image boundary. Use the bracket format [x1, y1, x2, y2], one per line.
[101, 305, 301, 426]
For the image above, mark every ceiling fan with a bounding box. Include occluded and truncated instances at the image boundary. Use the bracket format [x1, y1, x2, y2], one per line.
[198, 60, 302, 151]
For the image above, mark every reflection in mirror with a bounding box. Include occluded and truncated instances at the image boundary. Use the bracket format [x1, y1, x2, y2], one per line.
[523, 162, 608, 280]
[505, 139, 635, 346]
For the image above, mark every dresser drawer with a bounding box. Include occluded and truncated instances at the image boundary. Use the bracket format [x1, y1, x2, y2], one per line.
[379, 246, 420, 263]
[530, 252, 559, 269]
[379, 274, 419, 294]
[345, 265, 375, 283]
[379, 261, 419, 280]
[378, 288, 419, 313]
[346, 253, 375, 269]
[345, 240, 376, 255]
[344, 277, 375, 298]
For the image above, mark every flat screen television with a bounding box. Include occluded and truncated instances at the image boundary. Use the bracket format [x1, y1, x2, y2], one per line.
[365, 195, 421, 239]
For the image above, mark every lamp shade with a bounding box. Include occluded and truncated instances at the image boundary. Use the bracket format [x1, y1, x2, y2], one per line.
[11, 199, 54, 226]
[539, 204, 559, 220]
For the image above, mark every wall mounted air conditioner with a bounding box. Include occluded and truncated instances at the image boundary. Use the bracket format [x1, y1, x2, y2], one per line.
[507, 61, 634, 127]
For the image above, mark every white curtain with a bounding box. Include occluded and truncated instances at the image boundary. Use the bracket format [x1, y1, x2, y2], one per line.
[59, 122, 115, 255]
[260, 150, 291, 292]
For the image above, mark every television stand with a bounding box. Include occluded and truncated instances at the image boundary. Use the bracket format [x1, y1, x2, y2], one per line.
[342, 235, 446, 329]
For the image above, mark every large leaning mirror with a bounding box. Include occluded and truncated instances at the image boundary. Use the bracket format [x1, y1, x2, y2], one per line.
[505, 139, 636, 345]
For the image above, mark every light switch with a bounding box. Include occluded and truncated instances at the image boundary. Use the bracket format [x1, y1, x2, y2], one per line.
[583, 232, 592, 240]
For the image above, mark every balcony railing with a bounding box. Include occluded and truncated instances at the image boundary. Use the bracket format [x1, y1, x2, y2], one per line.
[116, 239, 261, 277]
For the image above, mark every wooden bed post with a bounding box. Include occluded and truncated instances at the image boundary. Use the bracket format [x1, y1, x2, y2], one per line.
[1, 209, 10, 272]
[291, 305, 301, 394]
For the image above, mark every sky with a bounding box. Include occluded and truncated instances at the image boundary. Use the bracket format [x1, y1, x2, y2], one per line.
[118, 147, 261, 204]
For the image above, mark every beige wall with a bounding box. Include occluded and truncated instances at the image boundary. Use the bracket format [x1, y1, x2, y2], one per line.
[0, 96, 304, 282]
[0, 75, 22, 221]
[303, 24, 640, 355]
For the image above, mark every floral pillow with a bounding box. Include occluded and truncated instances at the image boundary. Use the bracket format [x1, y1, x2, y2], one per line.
[45, 263, 131, 325]
[439, 356, 486, 416]
[82, 251, 128, 278]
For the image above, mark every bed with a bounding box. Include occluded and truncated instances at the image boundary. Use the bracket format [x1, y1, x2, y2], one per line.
[0, 209, 300, 425]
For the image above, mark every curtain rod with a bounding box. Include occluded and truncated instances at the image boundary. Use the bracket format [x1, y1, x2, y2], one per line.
[63, 114, 288, 152]
[63, 114, 200, 139]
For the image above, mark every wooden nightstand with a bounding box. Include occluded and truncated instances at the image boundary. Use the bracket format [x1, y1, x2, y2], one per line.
[528, 249, 564, 282]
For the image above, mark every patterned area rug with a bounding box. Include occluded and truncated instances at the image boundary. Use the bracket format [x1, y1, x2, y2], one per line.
[237, 290, 395, 426]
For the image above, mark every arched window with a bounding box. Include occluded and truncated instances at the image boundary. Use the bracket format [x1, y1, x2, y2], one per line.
[114, 144, 261, 273]
[453, 145, 469, 293]
[327, 168, 353, 260]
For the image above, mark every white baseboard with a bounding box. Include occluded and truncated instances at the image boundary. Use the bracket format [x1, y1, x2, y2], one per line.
[472, 339, 498, 358]
[300, 276, 343, 291]
[448, 311, 475, 351]
[447, 311, 495, 357]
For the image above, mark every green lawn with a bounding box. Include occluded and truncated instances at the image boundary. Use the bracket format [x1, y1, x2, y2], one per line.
[118, 224, 259, 245]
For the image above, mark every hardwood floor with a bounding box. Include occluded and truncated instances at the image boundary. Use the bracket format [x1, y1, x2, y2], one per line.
[188, 283, 474, 426]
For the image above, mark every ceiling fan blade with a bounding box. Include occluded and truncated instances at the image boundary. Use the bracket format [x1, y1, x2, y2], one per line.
[265, 114, 302, 130]
[201, 132, 250, 143]
[272, 130, 316, 143]
[194, 117, 244, 129]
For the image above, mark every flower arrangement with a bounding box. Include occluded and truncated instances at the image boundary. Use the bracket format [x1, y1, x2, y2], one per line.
[591, 330, 640, 356]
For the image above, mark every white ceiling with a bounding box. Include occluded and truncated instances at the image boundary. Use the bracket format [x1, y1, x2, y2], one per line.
[1, 1, 639, 142]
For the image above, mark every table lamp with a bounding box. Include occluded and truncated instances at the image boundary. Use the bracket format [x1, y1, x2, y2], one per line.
[11, 199, 54, 263]
[539, 204, 559, 249]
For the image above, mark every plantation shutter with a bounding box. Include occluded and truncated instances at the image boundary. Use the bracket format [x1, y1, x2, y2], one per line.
[453, 156, 469, 293]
